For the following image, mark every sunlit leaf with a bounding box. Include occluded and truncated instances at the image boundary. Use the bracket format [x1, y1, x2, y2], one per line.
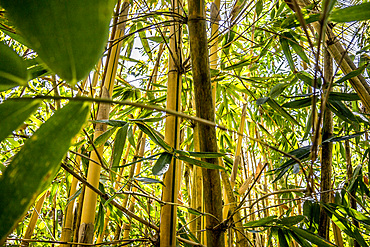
[330, 3, 370, 23]
[0, 101, 90, 242]
[1, 0, 116, 83]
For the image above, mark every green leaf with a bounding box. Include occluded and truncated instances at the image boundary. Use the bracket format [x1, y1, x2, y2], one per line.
[137, 23, 152, 60]
[256, 0, 263, 17]
[0, 101, 90, 242]
[152, 152, 173, 176]
[0, 42, 29, 91]
[87, 127, 117, 151]
[327, 100, 359, 125]
[334, 64, 368, 84]
[330, 3, 370, 23]
[1, 0, 116, 83]
[91, 120, 128, 127]
[296, 72, 321, 88]
[329, 92, 360, 101]
[244, 216, 278, 227]
[0, 99, 40, 143]
[176, 155, 225, 170]
[287, 226, 336, 247]
[282, 97, 312, 109]
[134, 177, 164, 185]
[256, 97, 270, 106]
[278, 229, 289, 247]
[135, 122, 172, 151]
[270, 83, 289, 99]
[281, 13, 321, 29]
[322, 131, 365, 143]
[278, 215, 305, 226]
[286, 33, 310, 64]
[111, 124, 128, 170]
[175, 150, 225, 158]
[267, 98, 300, 125]
[280, 35, 295, 71]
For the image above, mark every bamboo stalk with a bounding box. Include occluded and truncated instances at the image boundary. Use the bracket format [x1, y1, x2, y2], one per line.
[318, 48, 333, 240]
[160, 0, 183, 245]
[21, 191, 48, 247]
[123, 135, 146, 238]
[188, 0, 224, 245]
[78, 2, 130, 244]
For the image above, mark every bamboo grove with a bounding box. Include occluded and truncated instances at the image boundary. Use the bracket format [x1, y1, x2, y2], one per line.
[1, 0, 370, 246]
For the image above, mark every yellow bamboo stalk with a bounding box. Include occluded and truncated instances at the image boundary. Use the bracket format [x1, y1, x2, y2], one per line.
[60, 171, 79, 246]
[21, 191, 48, 247]
[78, 3, 130, 244]
[123, 135, 146, 238]
[160, 0, 183, 245]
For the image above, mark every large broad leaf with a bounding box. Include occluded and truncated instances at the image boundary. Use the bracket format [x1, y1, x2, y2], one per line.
[111, 124, 129, 170]
[280, 35, 295, 71]
[0, 101, 90, 242]
[0, 99, 40, 143]
[0, 42, 29, 91]
[330, 3, 370, 23]
[282, 97, 312, 109]
[0, 0, 116, 83]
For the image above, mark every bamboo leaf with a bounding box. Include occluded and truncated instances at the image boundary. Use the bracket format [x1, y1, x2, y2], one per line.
[282, 97, 312, 109]
[92, 120, 128, 127]
[296, 71, 321, 88]
[111, 124, 129, 170]
[0, 101, 90, 242]
[0, 42, 29, 91]
[267, 98, 300, 125]
[270, 83, 289, 99]
[280, 35, 295, 71]
[174, 150, 225, 158]
[134, 177, 164, 185]
[0, 99, 40, 143]
[87, 127, 117, 151]
[322, 131, 365, 143]
[176, 155, 225, 170]
[244, 216, 278, 227]
[287, 226, 336, 247]
[135, 122, 172, 151]
[278, 215, 305, 226]
[0, 0, 116, 83]
[329, 92, 360, 101]
[137, 23, 152, 60]
[152, 152, 173, 176]
[330, 3, 370, 23]
[334, 64, 368, 84]
[278, 229, 289, 247]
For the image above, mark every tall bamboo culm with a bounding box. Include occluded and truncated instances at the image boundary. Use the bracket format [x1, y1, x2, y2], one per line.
[188, 0, 224, 245]
[160, 0, 183, 245]
[78, 2, 129, 244]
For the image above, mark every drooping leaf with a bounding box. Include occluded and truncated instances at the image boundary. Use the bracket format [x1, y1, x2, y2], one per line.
[270, 83, 289, 99]
[334, 63, 368, 84]
[152, 152, 173, 176]
[91, 119, 128, 127]
[277, 229, 289, 247]
[329, 92, 360, 101]
[176, 155, 225, 170]
[282, 97, 312, 109]
[280, 35, 295, 71]
[135, 121, 172, 151]
[287, 226, 336, 247]
[87, 127, 117, 151]
[322, 131, 365, 143]
[0, 99, 40, 143]
[267, 98, 300, 125]
[278, 215, 305, 226]
[330, 3, 370, 23]
[1, 0, 116, 83]
[296, 71, 321, 88]
[137, 22, 152, 60]
[175, 150, 225, 158]
[0, 101, 90, 242]
[134, 177, 164, 185]
[111, 124, 129, 170]
[0, 42, 29, 91]
[244, 216, 278, 227]
[256, 97, 270, 106]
